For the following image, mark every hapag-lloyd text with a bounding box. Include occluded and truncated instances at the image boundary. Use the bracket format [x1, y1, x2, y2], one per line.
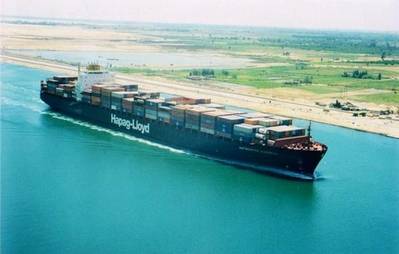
[110, 114, 150, 134]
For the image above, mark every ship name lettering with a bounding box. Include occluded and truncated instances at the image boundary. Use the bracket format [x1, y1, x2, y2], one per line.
[110, 114, 150, 134]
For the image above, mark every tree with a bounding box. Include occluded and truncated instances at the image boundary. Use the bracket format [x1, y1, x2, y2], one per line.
[222, 70, 229, 76]
[303, 76, 313, 84]
[378, 73, 382, 80]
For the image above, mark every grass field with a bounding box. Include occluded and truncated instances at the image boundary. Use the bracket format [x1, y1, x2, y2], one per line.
[355, 92, 399, 105]
[113, 64, 399, 101]
[111, 27, 399, 103]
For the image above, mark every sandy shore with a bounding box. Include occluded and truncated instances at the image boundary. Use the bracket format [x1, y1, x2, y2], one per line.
[2, 54, 398, 139]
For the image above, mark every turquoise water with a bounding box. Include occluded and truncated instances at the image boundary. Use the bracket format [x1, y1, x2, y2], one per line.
[1, 63, 398, 253]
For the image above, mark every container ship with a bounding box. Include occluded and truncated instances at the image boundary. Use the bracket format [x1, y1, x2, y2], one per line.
[40, 64, 327, 179]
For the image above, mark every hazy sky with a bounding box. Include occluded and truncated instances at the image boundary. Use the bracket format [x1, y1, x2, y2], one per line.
[2, 0, 399, 32]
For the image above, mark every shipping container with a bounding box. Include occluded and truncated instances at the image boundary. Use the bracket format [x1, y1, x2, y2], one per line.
[53, 75, 78, 83]
[258, 128, 268, 135]
[101, 86, 124, 97]
[63, 84, 75, 92]
[118, 84, 138, 91]
[122, 98, 135, 113]
[134, 98, 145, 106]
[134, 105, 145, 117]
[200, 110, 241, 134]
[244, 117, 264, 125]
[112, 91, 138, 99]
[257, 118, 279, 127]
[215, 115, 245, 138]
[185, 106, 215, 130]
[162, 101, 177, 107]
[234, 123, 263, 134]
[269, 116, 293, 126]
[46, 81, 58, 94]
[145, 98, 164, 110]
[233, 123, 263, 142]
[264, 126, 306, 140]
[55, 87, 64, 96]
[166, 96, 211, 105]
[145, 109, 158, 120]
[91, 84, 108, 96]
[140, 91, 161, 99]
[101, 95, 111, 108]
[111, 97, 122, 111]
[158, 106, 171, 123]
[171, 105, 192, 127]
[46, 79, 60, 86]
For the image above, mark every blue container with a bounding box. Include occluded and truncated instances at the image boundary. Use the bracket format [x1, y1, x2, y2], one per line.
[134, 106, 145, 117]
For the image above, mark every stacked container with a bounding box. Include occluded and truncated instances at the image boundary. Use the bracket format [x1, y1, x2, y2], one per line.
[158, 106, 172, 123]
[270, 116, 293, 126]
[215, 115, 245, 138]
[118, 84, 138, 92]
[244, 118, 263, 125]
[111, 91, 137, 111]
[56, 87, 64, 97]
[145, 98, 164, 120]
[122, 98, 135, 113]
[91, 84, 105, 106]
[233, 123, 263, 142]
[200, 110, 237, 134]
[133, 98, 145, 117]
[45, 76, 77, 96]
[185, 106, 215, 130]
[166, 96, 211, 105]
[171, 105, 191, 127]
[140, 91, 161, 99]
[62, 84, 75, 98]
[53, 75, 78, 83]
[101, 86, 124, 108]
[257, 118, 279, 127]
[264, 126, 306, 140]
[46, 79, 59, 94]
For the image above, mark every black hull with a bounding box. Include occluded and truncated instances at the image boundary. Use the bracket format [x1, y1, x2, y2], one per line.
[41, 93, 326, 179]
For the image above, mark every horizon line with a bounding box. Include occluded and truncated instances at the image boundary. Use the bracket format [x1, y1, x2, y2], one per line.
[2, 14, 399, 35]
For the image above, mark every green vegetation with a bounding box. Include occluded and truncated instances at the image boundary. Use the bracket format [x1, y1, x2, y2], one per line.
[342, 70, 382, 80]
[112, 65, 399, 96]
[109, 23, 399, 106]
[189, 69, 215, 77]
[151, 25, 399, 57]
[355, 92, 399, 105]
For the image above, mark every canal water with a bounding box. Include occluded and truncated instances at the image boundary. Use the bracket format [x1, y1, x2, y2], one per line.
[5, 49, 253, 69]
[1, 63, 398, 253]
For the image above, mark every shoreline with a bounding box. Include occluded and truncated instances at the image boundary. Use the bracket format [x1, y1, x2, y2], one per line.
[1, 53, 398, 139]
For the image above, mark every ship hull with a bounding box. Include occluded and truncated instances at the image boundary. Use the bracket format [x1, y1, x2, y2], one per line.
[41, 93, 326, 179]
